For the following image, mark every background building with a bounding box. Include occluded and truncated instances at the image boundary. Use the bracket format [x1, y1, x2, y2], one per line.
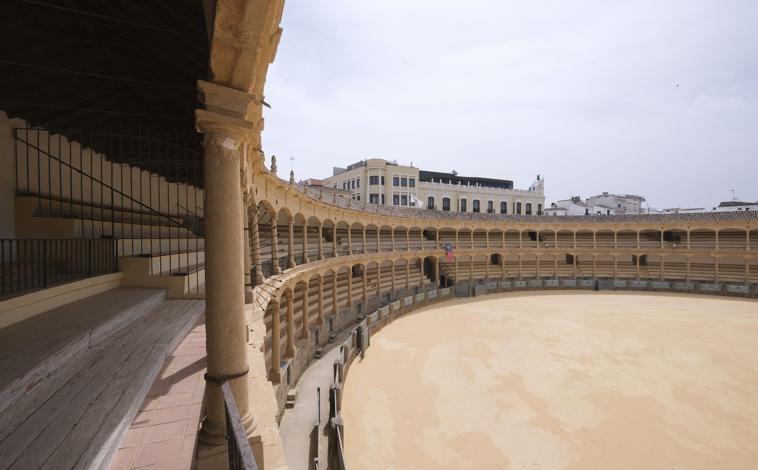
[714, 201, 758, 212]
[322, 158, 545, 215]
[546, 193, 646, 216]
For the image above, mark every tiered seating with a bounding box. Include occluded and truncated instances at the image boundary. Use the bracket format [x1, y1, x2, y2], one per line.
[718, 230, 747, 250]
[0, 288, 202, 469]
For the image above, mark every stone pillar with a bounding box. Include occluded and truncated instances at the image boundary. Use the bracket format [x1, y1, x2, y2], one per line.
[391, 261, 396, 290]
[243, 206, 253, 303]
[613, 256, 617, 277]
[269, 300, 281, 383]
[470, 230, 474, 248]
[660, 259, 665, 279]
[519, 231, 523, 249]
[593, 256, 597, 277]
[686, 259, 691, 281]
[391, 228, 395, 251]
[318, 223, 324, 260]
[454, 258, 459, 281]
[636, 254, 640, 278]
[501, 256, 506, 279]
[347, 227, 353, 255]
[271, 221, 281, 274]
[249, 208, 263, 286]
[593, 232, 597, 249]
[332, 225, 337, 257]
[715, 231, 720, 250]
[286, 292, 295, 358]
[660, 229, 664, 250]
[406, 262, 410, 288]
[301, 285, 310, 338]
[573, 255, 577, 277]
[614, 232, 618, 249]
[376, 264, 382, 297]
[746, 230, 750, 251]
[518, 257, 522, 278]
[486, 231, 490, 249]
[636, 231, 640, 249]
[362, 227, 367, 254]
[195, 85, 256, 446]
[455, 230, 459, 249]
[377, 228, 381, 253]
[332, 276, 338, 315]
[573, 232, 576, 249]
[406, 229, 410, 251]
[745, 259, 750, 283]
[287, 219, 296, 269]
[714, 258, 719, 282]
[362, 266, 368, 301]
[687, 230, 691, 249]
[302, 224, 310, 263]
[317, 277, 324, 325]
[347, 272, 353, 307]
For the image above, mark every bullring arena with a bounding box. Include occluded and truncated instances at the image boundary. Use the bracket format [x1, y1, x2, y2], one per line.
[0, 2, 757, 469]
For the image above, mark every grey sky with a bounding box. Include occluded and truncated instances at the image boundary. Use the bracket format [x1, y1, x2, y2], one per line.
[262, 0, 758, 209]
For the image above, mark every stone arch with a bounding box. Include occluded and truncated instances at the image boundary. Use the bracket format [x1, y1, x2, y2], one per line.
[718, 228, 747, 250]
[458, 228, 473, 249]
[350, 221, 366, 254]
[538, 253, 556, 278]
[689, 254, 715, 281]
[718, 255, 747, 283]
[488, 228, 504, 249]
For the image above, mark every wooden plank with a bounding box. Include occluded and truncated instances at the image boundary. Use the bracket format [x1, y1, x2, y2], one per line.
[2, 300, 186, 469]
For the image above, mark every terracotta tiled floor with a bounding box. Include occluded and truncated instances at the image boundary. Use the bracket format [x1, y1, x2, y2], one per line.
[109, 321, 207, 470]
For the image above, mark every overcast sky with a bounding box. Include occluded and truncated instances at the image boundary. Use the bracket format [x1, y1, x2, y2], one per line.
[262, 0, 758, 210]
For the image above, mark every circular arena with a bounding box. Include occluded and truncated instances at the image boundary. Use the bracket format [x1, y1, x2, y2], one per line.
[341, 292, 758, 470]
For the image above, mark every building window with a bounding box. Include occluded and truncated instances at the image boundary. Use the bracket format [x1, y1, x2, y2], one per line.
[537, 204, 543, 215]
[356, 195, 360, 201]
[500, 201, 507, 214]
[401, 195, 408, 206]
[381, 176, 385, 185]
[393, 194, 400, 205]
[401, 177, 408, 187]
[356, 178, 360, 188]
[369, 175, 379, 185]
[473, 199, 480, 213]
[409, 178, 415, 188]
[428, 196, 435, 210]
[526, 203, 532, 215]
[351, 180, 355, 189]
[487, 200, 494, 213]
[369, 193, 380, 204]
[516, 202, 522, 214]
[442, 197, 451, 211]
[460, 199, 467, 212]
[381, 194, 385, 204]
[343, 181, 347, 190]
[393, 176, 399, 186]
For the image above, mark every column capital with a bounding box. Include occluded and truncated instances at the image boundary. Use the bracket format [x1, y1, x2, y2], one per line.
[196, 80, 258, 148]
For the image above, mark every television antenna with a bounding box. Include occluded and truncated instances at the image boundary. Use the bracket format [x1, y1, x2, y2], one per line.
[730, 189, 737, 201]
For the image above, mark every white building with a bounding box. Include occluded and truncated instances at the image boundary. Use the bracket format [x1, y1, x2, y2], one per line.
[714, 201, 758, 212]
[586, 193, 645, 215]
[321, 158, 545, 215]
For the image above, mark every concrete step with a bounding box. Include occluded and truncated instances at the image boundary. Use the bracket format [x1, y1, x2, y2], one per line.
[116, 237, 205, 257]
[0, 296, 204, 469]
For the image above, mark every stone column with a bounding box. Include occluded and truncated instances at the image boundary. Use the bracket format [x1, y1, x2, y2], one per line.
[271, 221, 281, 274]
[470, 230, 474, 248]
[686, 259, 691, 281]
[347, 228, 353, 255]
[286, 292, 295, 358]
[486, 231, 490, 249]
[332, 276, 338, 315]
[347, 272, 353, 307]
[519, 231, 523, 249]
[636, 254, 640, 278]
[687, 230, 691, 249]
[454, 258, 459, 281]
[660, 259, 665, 279]
[391, 228, 396, 251]
[302, 224, 310, 263]
[573, 231, 576, 249]
[613, 256, 617, 278]
[376, 264, 381, 298]
[269, 300, 281, 383]
[195, 85, 256, 446]
[332, 225, 337, 257]
[318, 223, 324, 260]
[243, 205, 253, 303]
[593, 232, 597, 249]
[362, 266, 368, 301]
[746, 230, 750, 251]
[249, 208, 263, 286]
[614, 232, 618, 249]
[377, 229, 381, 253]
[287, 219, 296, 268]
[455, 230, 459, 249]
[301, 285, 310, 338]
[317, 277, 324, 325]
[406, 262, 410, 288]
[715, 231, 720, 250]
[573, 255, 577, 277]
[362, 227, 367, 254]
[501, 256, 506, 279]
[745, 259, 750, 283]
[636, 231, 640, 249]
[391, 261, 396, 290]
[714, 258, 719, 282]
[660, 229, 664, 250]
[593, 256, 597, 277]
[406, 229, 410, 251]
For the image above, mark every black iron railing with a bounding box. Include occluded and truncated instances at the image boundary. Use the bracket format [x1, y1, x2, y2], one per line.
[221, 382, 259, 470]
[0, 238, 118, 299]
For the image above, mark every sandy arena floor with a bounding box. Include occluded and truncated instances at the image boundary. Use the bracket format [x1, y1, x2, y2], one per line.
[341, 292, 758, 470]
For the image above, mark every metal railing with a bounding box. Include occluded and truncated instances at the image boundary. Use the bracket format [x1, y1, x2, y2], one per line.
[1, 238, 118, 299]
[221, 382, 259, 470]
